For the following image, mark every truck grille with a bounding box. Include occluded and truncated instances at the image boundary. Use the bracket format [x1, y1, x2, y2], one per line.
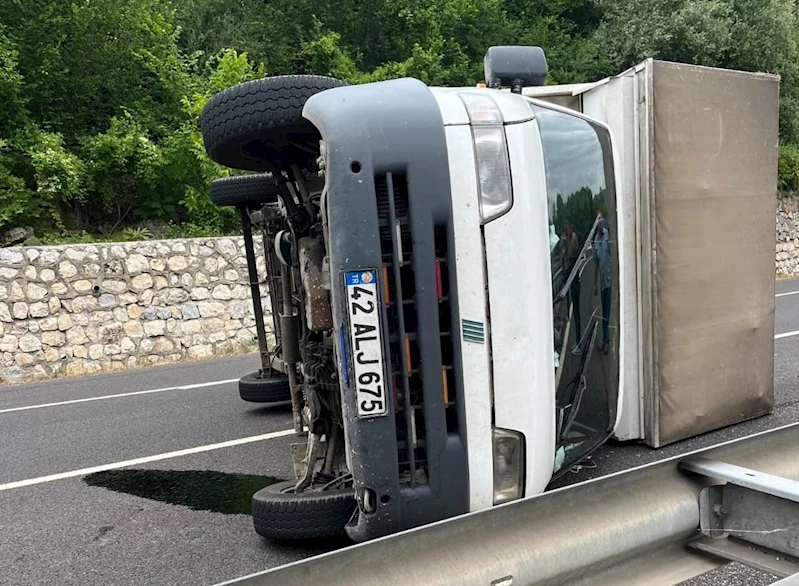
[375, 172, 458, 485]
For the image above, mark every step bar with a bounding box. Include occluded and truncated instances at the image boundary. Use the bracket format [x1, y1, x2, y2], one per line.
[217, 421, 799, 586]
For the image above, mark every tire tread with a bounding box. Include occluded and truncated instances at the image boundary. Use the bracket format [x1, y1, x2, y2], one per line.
[252, 481, 356, 540]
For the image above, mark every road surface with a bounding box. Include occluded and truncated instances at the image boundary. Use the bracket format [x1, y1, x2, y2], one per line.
[1, 280, 798, 585]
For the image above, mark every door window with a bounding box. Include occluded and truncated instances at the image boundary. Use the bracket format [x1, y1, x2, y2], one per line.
[530, 103, 620, 476]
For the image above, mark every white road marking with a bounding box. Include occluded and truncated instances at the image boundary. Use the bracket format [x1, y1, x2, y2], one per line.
[0, 378, 239, 414]
[775, 330, 799, 340]
[776, 290, 799, 298]
[0, 428, 295, 492]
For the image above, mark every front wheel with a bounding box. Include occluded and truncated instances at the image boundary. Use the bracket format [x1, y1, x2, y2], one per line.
[252, 481, 356, 540]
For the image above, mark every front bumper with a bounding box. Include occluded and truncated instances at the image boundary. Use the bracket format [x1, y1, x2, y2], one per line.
[304, 78, 469, 541]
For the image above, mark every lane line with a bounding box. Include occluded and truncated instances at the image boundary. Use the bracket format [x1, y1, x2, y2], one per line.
[776, 291, 799, 298]
[0, 378, 239, 414]
[776, 330, 799, 340]
[0, 428, 295, 492]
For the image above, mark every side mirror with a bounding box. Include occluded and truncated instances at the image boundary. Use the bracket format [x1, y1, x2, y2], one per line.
[484, 46, 548, 93]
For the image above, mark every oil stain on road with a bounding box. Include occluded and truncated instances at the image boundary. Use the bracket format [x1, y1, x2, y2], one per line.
[84, 469, 281, 515]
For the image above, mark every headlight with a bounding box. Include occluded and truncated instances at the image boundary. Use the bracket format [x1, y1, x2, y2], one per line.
[459, 93, 513, 223]
[493, 428, 525, 505]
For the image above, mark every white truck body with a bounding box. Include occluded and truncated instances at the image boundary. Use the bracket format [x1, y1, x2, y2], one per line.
[428, 58, 779, 509]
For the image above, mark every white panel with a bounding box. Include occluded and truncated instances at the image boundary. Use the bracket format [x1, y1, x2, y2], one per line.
[445, 126, 495, 511]
[583, 75, 643, 440]
[431, 87, 534, 124]
[485, 120, 556, 496]
[431, 89, 471, 125]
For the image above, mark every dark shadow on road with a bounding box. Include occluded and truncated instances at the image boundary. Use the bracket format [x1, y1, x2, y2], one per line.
[261, 535, 354, 553]
[84, 469, 282, 515]
[243, 402, 294, 417]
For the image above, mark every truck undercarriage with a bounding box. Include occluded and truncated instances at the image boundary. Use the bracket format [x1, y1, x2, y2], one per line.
[202, 74, 468, 541]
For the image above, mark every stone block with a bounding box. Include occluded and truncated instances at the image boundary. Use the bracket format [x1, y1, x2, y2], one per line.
[143, 320, 166, 337]
[41, 331, 66, 347]
[98, 293, 117, 308]
[29, 302, 49, 318]
[125, 254, 149, 275]
[19, 334, 42, 352]
[0, 267, 18, 279]
[198, 301, 226, 318]
[59, 261, 78, 278]
[0, 249, 24, 265]
[58, 314, 74, 331]
[12, 302, 28, 320]
[51, 281, 69, 295]
[123, 321, 144, 338]
[9, 282, 24, 302]
[188, 344, 214, 359]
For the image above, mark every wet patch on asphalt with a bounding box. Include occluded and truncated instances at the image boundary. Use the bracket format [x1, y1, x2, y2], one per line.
[84, 469, 282, 515]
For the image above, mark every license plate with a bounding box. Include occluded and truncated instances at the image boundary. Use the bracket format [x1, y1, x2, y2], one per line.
[345, 270, 388, 418]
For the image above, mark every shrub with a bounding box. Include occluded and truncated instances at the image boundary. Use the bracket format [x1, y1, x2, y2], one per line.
[778, 144, 799, 192]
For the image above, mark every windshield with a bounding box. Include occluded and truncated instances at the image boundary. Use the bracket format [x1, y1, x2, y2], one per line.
[531, 103, 620, 476]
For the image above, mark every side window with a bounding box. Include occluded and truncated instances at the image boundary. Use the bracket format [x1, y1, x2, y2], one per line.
[531, 104, 620, 476]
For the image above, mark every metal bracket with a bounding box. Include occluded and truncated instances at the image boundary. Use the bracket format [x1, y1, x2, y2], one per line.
[681, 458, 799, 577]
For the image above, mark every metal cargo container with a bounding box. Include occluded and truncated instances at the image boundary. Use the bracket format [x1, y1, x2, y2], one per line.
[526, 60, 779, 447]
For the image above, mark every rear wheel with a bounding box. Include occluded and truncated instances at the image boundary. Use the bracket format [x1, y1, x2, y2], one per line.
[200, 75, 346, 172]
[252, 481, 356, 540]
[239, 370, 291, 403]
[209, 174, 279, 207]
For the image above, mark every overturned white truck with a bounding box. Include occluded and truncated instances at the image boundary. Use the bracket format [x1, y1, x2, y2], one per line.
[201, 47, 778, 542]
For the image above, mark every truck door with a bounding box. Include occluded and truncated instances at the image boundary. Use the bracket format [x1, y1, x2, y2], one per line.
[529, 102, 621, 478]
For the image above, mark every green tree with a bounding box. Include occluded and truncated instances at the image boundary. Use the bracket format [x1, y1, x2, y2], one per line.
[593, 0, 799, 142]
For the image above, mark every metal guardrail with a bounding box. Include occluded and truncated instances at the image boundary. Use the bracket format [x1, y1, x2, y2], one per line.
[218, 422, 799, 586]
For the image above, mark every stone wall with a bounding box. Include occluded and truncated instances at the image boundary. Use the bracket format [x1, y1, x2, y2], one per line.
[0, 237, 269, 383]
[2, 197, 798, 383]
[777, 194, 799, 277]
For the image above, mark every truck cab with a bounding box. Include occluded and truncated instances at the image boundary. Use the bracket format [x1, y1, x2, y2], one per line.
[201, 46, 623, 543]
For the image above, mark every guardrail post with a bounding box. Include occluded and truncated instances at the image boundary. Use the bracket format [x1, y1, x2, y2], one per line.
[681, 458, 799, 578]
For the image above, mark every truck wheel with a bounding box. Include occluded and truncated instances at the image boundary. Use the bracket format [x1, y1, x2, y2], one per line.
[239, 371, 291, 403]
[252, 481, 356, 540]
[200, 75, 346, 172]
[209, 174, 279, 208]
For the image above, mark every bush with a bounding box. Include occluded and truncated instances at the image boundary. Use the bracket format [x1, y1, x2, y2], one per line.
[779, 145, 799, 192]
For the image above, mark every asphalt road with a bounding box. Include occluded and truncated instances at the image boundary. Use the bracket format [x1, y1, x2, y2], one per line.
[1, 280, 798, 585]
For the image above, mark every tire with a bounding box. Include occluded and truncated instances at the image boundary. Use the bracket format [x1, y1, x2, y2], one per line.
[238, 370, 291, 403]
[209, 174, 280, 208]
[200, 75, 346, 172]
[252, 481, 356, 540]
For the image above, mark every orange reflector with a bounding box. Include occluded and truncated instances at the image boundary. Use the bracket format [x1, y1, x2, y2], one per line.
[382, 264, 390, 306]
[442, 368, 449, 404]
[477, 82, 487, 88]
[405, 335, 412, 375]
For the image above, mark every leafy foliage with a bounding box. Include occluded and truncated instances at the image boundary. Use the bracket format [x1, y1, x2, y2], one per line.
[779, 145, 799, 192]
[0, 0, 797, 240]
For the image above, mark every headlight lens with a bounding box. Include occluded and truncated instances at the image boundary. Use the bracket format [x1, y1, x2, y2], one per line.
[459, 92, 513, 224]
[473, 126, 512, 223]
[493, 428, 525, 505]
